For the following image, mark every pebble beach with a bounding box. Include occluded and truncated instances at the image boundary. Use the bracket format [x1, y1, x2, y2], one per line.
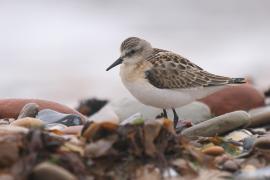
[0, 82, 270, 179]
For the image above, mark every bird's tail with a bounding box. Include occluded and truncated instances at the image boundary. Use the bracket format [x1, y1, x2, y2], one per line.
[229, 78, 246, 84]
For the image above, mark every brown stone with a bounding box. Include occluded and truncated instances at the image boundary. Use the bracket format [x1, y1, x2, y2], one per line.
[0, 141, 19, 167]
[0, 99, 86, 123]
[199, 85, 265, 116]
[10, 117, 44, 128]
[0, 125, 29, 134]
[202, 146, 225, 156]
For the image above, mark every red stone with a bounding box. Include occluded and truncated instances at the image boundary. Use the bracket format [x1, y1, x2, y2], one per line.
[0, 99, 86, 123]
[199, 85, 265, 116]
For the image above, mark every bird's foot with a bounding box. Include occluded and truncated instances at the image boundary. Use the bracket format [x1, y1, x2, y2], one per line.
[171, 108, 192, 133]
[156, 109, 168, 119]
[175, 120, 192, 133]
[156, 114, 163, 119]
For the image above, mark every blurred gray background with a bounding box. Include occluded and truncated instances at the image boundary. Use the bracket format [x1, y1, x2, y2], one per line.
[0, 0, 269, 106]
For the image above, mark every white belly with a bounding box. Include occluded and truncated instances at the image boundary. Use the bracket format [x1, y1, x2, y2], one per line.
[121, 78, 225, 109]
[119, 63, 226, 109]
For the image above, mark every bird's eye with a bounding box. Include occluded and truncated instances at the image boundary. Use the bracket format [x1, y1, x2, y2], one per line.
[127, 49, 136, 56]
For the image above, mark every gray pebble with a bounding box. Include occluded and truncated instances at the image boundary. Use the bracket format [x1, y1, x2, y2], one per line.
[110, 97, 211, 124]
[36, 109, 83, 126]
[182, 111, 250, 137]
[30, 162, 77, 180]
[243, 136, 256, 151]
[248, 106, 270, 127]
[253, 135, 270, 150]
[223, 159, 239, 172]
[18, 103, 39, 119]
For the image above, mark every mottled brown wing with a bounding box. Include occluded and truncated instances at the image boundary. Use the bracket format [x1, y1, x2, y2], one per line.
[145, 51, 233, 89]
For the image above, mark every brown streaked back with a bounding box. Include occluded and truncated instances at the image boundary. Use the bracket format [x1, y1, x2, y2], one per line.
[145, 50, 245, 89]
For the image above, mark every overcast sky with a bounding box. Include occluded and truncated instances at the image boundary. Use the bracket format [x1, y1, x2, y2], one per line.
[0, 0, 269, 105]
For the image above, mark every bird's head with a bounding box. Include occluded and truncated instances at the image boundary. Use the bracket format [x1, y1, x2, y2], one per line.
[106, 37, 153, 71]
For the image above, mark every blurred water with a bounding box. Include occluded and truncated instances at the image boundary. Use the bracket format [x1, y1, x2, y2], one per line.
[0, 0, 269, 106]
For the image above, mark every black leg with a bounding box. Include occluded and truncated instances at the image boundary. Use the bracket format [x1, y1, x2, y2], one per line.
[172, 108, 179, 128]
[163, 109, 168, 118]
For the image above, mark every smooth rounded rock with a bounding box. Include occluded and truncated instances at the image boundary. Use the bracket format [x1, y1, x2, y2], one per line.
[182, 111, 250, 137]
[248, 106, 270, 127]
[0, 125, 29, 134]
[202, 146, 224, 156]
[250, 128, 266, 135]
[109, 96, 211, 124]
[17, 103, 39, 119]
[30, 162, 77, 180]
[36, 109, 83, 126]
[200, 85, 265, 116]
[0, 99, 86, 122]
[10, 117, 44, 128]
[223, 159, 240, 172]
[253, 135, 270, 150]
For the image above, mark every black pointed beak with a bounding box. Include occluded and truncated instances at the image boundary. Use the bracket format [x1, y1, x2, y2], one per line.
[106, 58, 123, 71]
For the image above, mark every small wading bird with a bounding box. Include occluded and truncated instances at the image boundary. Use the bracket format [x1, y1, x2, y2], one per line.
[106, 37, 245, 128]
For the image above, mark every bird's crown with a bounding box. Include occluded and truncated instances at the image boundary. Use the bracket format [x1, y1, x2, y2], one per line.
[120, 37, 142, 52]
